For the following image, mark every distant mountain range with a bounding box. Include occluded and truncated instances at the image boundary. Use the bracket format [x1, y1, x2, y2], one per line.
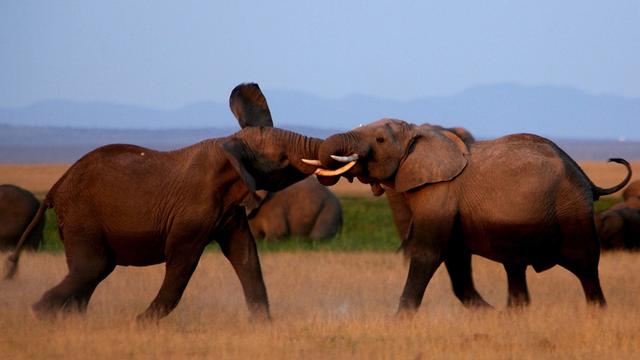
[1, 83, 638, 140]
[1, 124, 638, 163]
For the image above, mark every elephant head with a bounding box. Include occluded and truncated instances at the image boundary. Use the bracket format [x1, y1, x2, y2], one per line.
[222, 83, 323, 194]
[314, 119, 470, 195]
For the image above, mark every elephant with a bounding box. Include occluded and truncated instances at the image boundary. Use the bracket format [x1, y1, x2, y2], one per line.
[243, 178, 342, 240]
[622, 179, 640, 209]
[311, 118, 632, 312]
[383, 125, 494, 307]
[5, 83, 325, 321]
[595, 205, 640, 250]
[0, 184, 43, 251]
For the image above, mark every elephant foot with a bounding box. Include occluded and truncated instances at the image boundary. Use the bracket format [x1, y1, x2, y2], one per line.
[462, 297, 493, 310]
[135, 311, 162, 325]
[247, 303, 271, 323]
[507, 295, 531, 308]
[31, 301, 62, 321]
[395, 299, 420, 319]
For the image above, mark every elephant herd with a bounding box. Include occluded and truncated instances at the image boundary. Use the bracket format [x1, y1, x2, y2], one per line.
[1, 83, 637, 321]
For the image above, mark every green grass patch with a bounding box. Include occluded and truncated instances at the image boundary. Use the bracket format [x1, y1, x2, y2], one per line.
[594, 196, 622, 213]
[41, 209, 63, 251]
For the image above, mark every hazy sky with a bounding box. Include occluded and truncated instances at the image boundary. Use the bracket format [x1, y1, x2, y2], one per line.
[1, 1, 639, 108]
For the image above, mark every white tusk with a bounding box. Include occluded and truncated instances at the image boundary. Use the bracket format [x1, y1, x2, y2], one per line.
[314, 161, 357, 176]
[301, 159, 323, 166]
[330, 154, 359, 163]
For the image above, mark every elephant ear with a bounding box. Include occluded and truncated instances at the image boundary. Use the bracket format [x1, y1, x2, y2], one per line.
[220, 139, 257, 193]
[394, 129, 468, 193]
[229, 83, 274, 128]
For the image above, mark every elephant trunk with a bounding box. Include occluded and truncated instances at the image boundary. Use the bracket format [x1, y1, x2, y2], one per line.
[311, 131, 367, 184]
[289, 134, 323, 172]
[318, 131, 365, 169]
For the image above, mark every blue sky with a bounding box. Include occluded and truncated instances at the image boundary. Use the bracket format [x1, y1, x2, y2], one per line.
[1, 1, 639, 109]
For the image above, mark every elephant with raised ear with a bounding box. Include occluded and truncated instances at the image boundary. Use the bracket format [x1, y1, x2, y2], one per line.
[5, 83, 326, 321]
[0, 184, 43, 251]
[231, 98, 342, 241]
[312, 118, 632, 313]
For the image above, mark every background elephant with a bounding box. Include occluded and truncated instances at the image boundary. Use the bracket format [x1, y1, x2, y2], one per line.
[0, 184, 43, 251]
[595, 179, 640, 250]
[596, 206, 640, 250]
[313, 118, 631, 312]
[622, 179, 640, 208]
[243, 178, 342, 240]
[5, 83, 325, 321]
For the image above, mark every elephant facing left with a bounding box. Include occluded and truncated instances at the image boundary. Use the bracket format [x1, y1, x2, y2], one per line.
[4, 83, 324, 321]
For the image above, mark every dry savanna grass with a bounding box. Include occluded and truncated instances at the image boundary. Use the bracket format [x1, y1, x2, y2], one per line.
[0, 251, 639, 359]
[1, 160, 639, 358]
[0, 161, 639, 197]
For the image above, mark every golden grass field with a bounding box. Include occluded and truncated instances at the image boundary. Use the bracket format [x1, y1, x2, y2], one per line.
[1, 161, 639, 197]
[0, 252, 639, 359]
[0, 162, 639, 358]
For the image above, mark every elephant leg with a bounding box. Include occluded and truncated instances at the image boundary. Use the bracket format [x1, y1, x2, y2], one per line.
[217, 211, 270, 320]
[503, 263, 530, 307]
[137, 238, 207, 321]
[33, 234, 114, 316]
[397, 187, 456, 314]
[558, 219, 607, 306]
[398, 254, 444, 314]
[445, 249, 491, 308]
[560, 259, 606, 306]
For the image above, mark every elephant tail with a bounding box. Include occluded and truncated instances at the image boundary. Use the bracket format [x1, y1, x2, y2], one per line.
[4, 198, 49, 280]
[592, 158, 632, 200]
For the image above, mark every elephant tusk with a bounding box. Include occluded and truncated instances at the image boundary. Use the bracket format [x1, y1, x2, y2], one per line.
[301, 159, 323, 166]
[330, 154, 359, 163]
[314, 161, 357, 176]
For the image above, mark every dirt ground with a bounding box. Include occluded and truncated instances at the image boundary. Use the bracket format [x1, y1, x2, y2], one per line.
[1, 160, 639, 197]
[0, 251, 638, 359]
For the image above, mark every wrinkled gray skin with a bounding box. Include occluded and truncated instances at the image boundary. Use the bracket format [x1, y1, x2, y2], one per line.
[5, 83, 324, 322]
[0, 184, 43, 251]
[317, 119, 632, 313]
[244, 178, 342, 240]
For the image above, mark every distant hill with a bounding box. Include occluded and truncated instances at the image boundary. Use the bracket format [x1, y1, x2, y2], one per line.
[0, 124, 638, 163]
[0, 83, 638, 140]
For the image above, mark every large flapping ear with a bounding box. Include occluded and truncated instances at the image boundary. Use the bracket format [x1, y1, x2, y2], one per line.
[229, 83, 274, 128]
[394, 129, 468, 193]
[219, 139, 257, 193]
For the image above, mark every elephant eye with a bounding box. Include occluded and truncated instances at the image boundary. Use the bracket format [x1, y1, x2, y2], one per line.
[376, 136, 385, 143]
[279, 153, 288, 162]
